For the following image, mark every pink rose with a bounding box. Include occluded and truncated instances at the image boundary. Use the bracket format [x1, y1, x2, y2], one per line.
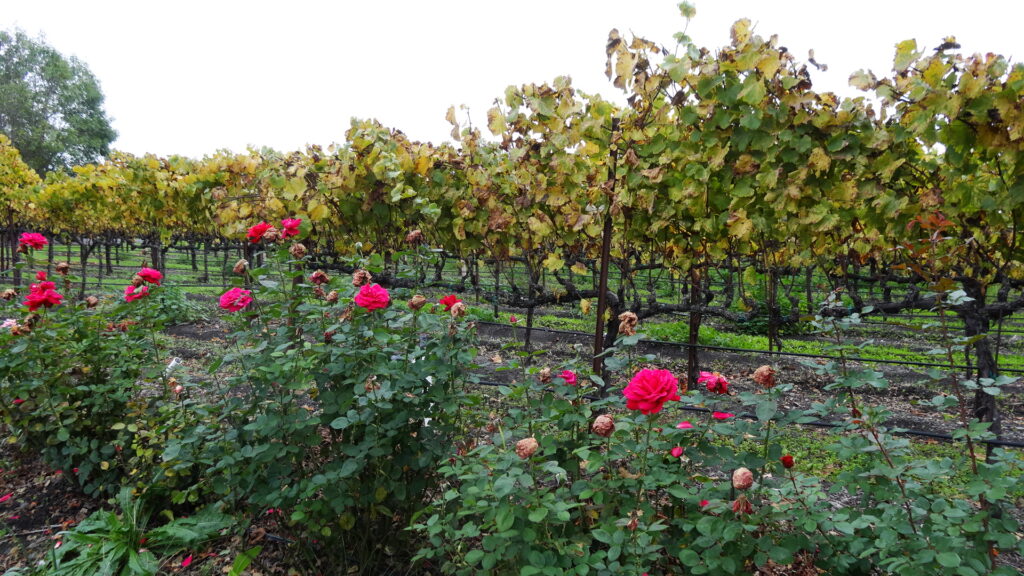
[676, 421, 694, 430]
[137, 267, 163, 285]
[698, 371, 729, 395]
[670, 446, 684, 458]
[711, 411, 735, 420]
[219, 287, 253, 312]
[623, 368, 680, 415]
[246, 221, 273, 243]
[281, 218, 301, 238]
[355, 284, 390, 311]
[558, 370, 577, 386]
[18, 233, 48, 250]
[124, 285, 149, 302]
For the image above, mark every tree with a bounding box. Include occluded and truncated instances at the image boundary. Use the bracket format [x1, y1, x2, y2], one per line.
[0, 29, 116, 175]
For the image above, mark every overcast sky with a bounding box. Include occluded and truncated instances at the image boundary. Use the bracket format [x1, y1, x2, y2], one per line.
[5, 1, 1022, 159]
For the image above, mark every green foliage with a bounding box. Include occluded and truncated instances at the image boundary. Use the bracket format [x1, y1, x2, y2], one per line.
[0, 266, 170, 496]
[157, 241, 481, 571]
[47, 487, 231, 576]
[0, 29, 116, 174]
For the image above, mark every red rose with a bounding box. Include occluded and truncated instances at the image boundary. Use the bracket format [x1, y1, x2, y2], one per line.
[780, 454, 794, 469]
[124, 285, 149, 302]
[355, 284, 390, 311]
[137, 267, 163, 285]
[23, 281, 63, 311]
[281, 218, 301, 238]
[18, 232, 48, 250]
[246, 221, 273, 243]
[558, 370, 577, 386]
[670, 446, 684, 458]
[698, 371, 729, 395]
[623, 368, 680, 415]
[35, 270, 47, 281]
[439, 294, 461, 311]
[711, 411, 735, 420]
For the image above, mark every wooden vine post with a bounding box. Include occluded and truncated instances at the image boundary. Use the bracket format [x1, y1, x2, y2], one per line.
[592, 117, 620, 394]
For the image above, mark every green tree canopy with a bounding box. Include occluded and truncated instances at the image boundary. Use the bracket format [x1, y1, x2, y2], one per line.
[0, 29, 116, 175]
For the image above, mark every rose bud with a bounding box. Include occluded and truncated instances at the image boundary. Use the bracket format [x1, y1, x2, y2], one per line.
[779, 454, 794, 469]
[351, 269, 372, 287]
[172, 385, 184, 394]
[325, 290, 339, 303]
[732, 467, 754, 491]
[591, 415, 615, 438]
[289, 242, 307, 259]
[515, 437, 539, 459]
[670, 446, 684, 458]
[753, 365, 777, 389]
[55, 262, 71, 275]
[408, 294, 427, 310]
[233, 259, 249, 275]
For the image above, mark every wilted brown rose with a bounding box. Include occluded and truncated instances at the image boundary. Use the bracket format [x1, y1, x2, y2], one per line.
[313, 286, 326, 299]
[450, 302, 467, 318]
[233, 259, 249, 275]
[262, 227, 280, 243]
[515, 437, 539, 459]
[732, 467, 754, 491]
[408, 294, 428, 310]
[84, 296, 99, 308]
[324, 330, 335, 343]
[325, 290, 339, 303]
[591, 415, 615, 438]
[1, 289, 16, 301]
[618, 311, 639, 336]
[752, 365, 777, 389]
[405, 229, 424, 244]
[351, 269, 372, 287]
[309, 270, 330, 285]
[289, 243, 307, 259]
[130, 274, 145, 287]
[538, 367, 552, 383]
[732, 495, 754, 515]
[11, 324, 30, 335]
[55, 262, 71, 275]
[24, 313, 41, 328]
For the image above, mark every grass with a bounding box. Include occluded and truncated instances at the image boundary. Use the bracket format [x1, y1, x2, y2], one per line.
[719, 424, 1024, 501]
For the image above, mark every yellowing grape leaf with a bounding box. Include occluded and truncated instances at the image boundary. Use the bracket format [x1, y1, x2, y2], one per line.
[893, 39, 920, 73]
[542, 253, 565, 272]
[487, 107, 507, 135]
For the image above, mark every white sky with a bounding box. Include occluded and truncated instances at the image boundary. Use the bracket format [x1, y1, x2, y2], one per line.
[5, 1, 1022, 159]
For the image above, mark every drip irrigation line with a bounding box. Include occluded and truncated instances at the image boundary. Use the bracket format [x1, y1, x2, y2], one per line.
[476, 321, 1024, 374]
[470, 377, 1024, 449]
